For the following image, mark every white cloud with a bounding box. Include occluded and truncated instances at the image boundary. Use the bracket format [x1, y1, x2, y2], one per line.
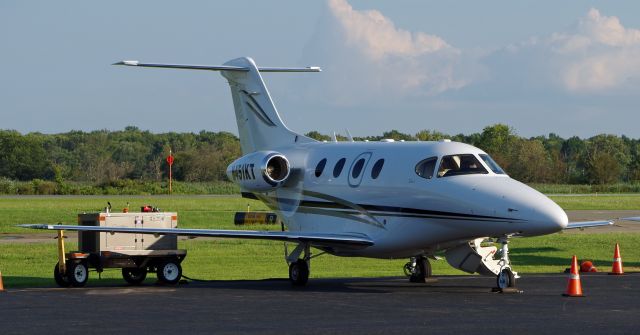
[534, 9, 640, 93]
[301, 0, 472, 105]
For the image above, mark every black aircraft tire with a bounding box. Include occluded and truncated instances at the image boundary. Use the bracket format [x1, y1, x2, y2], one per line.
[497, 268, 516, 289]
[54, 263, 71, 287]
[122, 267, 148, 285]
[410, 257, 431, 283]
[289, 260, 309, 286]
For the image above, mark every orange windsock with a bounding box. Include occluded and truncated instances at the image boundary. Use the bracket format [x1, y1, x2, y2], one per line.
[563, 255, 584, 297]
[0, 271, 4, 292]
[609, 243, 624, 275]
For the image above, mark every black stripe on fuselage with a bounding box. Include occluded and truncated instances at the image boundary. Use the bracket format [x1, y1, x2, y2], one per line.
[241, 192, 524, 222]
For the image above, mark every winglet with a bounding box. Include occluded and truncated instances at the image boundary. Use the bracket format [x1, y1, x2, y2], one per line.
[113, 60, 140, 66]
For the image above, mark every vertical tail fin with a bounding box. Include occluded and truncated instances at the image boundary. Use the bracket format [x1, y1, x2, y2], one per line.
[113, 57, 320, 153]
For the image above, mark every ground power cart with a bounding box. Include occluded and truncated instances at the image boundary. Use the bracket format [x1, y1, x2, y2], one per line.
[53, 210, 187, 287]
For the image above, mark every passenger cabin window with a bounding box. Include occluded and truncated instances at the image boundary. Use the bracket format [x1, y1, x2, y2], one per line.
[371, 159, 384, 179]
[479, 154, 506, 175]
[437, 154, 488, 177]
[315, 158, 327, 177]
[415, 157, 437, 179]
[333, 158, 346, 178]
[352, 158, 365, 178]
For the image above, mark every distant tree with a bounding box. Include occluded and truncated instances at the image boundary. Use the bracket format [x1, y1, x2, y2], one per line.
[0, 131, 51, 180]
[380, 130, 415, 141]
[305, 131, 331, 141]
[415, 130, 450, 141]
[509, 139, 553, 182]
[475, 124, 519, 172]
[583, 135, 630, 184]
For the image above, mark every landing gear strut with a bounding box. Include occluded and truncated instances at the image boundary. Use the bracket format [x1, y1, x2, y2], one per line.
[495, 236, 518, 291]
[404, 256, 433, 283]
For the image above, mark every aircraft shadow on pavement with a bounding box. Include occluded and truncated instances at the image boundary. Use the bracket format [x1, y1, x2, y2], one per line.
[4, 275, 505, 294]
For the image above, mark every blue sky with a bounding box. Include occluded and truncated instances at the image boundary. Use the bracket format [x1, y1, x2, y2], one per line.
[1, 0, 639, 138]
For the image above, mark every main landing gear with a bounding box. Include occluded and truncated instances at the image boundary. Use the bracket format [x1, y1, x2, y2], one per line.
[404, 255, 435, 283]
[286, 243, 311, 286]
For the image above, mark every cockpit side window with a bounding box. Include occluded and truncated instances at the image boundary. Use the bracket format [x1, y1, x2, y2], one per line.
[479, 154, 506, 175]
[415, 157, 437, 179]
[437, 154, 488, 177]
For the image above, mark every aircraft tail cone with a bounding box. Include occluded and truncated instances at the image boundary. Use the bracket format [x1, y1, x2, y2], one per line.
[609, 243, 625, 275]
[563, 255, 584, 297]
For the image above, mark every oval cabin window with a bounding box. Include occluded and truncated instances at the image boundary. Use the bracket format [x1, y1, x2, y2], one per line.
[333, 158, 346, 178]
[352, 158, 365, 178]
[371, 159, 384, 179]
[315, 158, 327, 177]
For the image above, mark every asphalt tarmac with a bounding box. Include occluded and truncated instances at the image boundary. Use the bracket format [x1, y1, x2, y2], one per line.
[1, 273, 638, 335]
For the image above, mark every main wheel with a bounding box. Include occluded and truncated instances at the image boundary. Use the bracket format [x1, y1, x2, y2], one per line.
[410, 257, 432, 283]
[289, 260, 309, 286]
[53, 262, 71, 287]
[156, 259, 182, 285]
[122, 267, 148, 285]
[497, 268, 515, 289]
[67, 261, 89, 287]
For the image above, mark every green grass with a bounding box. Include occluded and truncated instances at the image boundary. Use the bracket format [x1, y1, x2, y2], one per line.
[549, 195, 640, 210]
[0, 196, 270, 233]
[0, 195, 639, 288]
[2, 233, 638, 288]
[531, 183, 640, 194]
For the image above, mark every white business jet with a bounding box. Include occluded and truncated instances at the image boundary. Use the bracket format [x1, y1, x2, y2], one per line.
[23, 57, 620, 288]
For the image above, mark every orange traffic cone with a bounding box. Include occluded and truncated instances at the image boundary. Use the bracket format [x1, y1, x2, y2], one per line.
[563, 255, 584, 297]
[609, 243, 624, 275]
[0, 271, 4, 292]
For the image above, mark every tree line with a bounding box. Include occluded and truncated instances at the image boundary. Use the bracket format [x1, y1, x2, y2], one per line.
[0, 125, 638, 189]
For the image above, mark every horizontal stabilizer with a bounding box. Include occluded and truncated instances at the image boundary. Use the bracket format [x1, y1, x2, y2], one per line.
[18, 224, 373, 249]
[565, 220, 614, 229]
[113, 61, 321, 73]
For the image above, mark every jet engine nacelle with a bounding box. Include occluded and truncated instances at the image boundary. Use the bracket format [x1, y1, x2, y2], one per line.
[226, 151, 291, 192]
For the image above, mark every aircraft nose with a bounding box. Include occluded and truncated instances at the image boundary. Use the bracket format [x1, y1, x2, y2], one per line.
[531, 202, 568, 234]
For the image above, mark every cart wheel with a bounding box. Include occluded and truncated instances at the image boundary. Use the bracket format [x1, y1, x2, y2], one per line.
[54, 262, 71, 288]
[122, 267, 147, 285]
[156, 259, 182, 285]
[67, 261, 89, 287]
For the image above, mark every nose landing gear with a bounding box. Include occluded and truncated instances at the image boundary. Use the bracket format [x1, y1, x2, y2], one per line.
[493, 236, 521, 293]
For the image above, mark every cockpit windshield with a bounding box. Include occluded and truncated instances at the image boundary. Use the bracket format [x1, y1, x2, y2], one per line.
[479, 154, 506, 175]
[437, 154, 488, 177]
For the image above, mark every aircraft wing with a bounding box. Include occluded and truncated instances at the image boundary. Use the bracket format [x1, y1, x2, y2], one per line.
[18, 224, 373, 249]
[565, 220, 614, 229]
[565, 216, 640, 230]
